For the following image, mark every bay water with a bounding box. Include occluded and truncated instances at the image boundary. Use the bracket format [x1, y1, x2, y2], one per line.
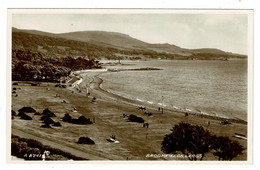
[100, 59, 248, 120]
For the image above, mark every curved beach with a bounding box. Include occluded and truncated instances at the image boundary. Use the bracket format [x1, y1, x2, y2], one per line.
[76, 69, 247, 125]
[11, 67, 248, 160]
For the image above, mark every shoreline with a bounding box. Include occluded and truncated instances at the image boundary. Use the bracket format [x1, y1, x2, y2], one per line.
[74, 69, 247, 125]
[11, 70, 248, 160]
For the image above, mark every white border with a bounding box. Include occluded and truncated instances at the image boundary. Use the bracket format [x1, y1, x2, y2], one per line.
[1, 0, 259, 170]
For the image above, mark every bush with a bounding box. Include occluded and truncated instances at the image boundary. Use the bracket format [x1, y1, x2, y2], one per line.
[11, 141, 22, 157]
[211, 135, 244, 160]
[18, 107, 36, 113]
[71, 116, 93, 125]
[25, 148, 42, 160]
[19, 112, 32, 120]
[53, 122, 62, 127]
[41, 123, 51, 128]
[43, 117, 55, 124]
[19, 138, 44, 150]
[42, 108, 56, 117]
[11, 141, 30, 158]
[161, 122, 212, 160]
[161, 122, 244, 161]
[12, 136, 86, 160]
[34, 112, 41, 115]
[128, 114, 144, 123]
[62, 114, 92, 125]
[62, 113, 72, 122]
[77, 137, 95, 144]
[12, 110, 16, 116]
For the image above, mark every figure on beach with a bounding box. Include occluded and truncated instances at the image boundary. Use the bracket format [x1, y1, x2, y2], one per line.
[138, 106, 146, 110]
[143, 123, 149, 128]
[91, 97, 96, 103]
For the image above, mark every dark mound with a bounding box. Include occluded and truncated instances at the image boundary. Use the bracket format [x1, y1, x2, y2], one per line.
[62, 114, 93, 125]
[71, 116, 93, 125]
[53, 122, 62, 127]
[34, 112, 41, 115]
[62, 113, 72, 122]
[128, 114, 144, 123]
[42, 108, 56, 117]
[18, 107, 36, 113]
[41, 123, 51, 128]
[43, 117, 55, 124]
[19, 112, 32, 120]
[40, 115, 49, 121]
[12, 110, 16, 116]
[77, 137, 95, 144]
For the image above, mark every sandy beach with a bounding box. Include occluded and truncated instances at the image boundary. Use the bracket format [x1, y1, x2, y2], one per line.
[11, 68, 248, 160]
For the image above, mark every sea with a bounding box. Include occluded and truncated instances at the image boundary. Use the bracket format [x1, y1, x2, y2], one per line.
[100, 59, 248, 121]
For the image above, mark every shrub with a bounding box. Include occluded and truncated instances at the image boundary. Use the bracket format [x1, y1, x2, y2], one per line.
[62, 113, 72, 122]
[77, 137, 95, 144]
[11, 141, 21, 157]
[25, 148, 42, 160]
[161, 122, 244, 161]
[41, 123, 51, 128]
[19, 113, 32, 120]
[12, 110, 16, 116]
[53, 122, 62, 127]
[161, 122, 212, 160]
[18, 107, 36, 113]
[34, 112, 41, 115]
[43, 117, 55, 124]
[210, 135, 244, 160]
[71, 116, 93, 125]
[62, 114, 92, 125]
[11, 140, 30, 158]
[12, 136, 86, 160]
[128, 114, 144, 123]
[42, 108, 56, 117]
[19, 138, 43, 150]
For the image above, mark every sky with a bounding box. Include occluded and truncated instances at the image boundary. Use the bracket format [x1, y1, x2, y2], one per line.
[12, 11, 250, 55]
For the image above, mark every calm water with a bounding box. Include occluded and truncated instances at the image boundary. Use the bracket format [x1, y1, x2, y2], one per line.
[100, 59, 248, 120]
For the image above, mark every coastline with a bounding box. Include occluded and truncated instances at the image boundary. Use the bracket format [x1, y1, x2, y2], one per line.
[11, 67, 248, 160]
[80, 70, 247, 125]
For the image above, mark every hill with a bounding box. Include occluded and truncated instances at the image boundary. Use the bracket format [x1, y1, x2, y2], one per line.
[12, 27, 247, 60]
[58, 31, 148, 49]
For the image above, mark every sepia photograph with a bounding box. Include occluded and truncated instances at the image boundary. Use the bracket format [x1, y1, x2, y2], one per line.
[7, 9, 252, 163]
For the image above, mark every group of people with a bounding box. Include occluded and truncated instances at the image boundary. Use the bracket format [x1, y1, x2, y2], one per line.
[143, 123, 149, 128]
[158, 107, 164, 113]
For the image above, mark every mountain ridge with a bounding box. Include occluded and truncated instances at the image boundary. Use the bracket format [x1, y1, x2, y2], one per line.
[12, 27, 247, 59]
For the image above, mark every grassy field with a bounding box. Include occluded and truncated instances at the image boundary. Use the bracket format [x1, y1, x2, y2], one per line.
[11, 72, 248, 161]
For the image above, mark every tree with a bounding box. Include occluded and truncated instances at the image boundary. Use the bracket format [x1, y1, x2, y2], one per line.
[210, 136, 244, 161]
[161, 122, 211, 160]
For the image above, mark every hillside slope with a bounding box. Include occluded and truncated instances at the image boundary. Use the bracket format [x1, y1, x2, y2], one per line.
[12, 27, 247, 59]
